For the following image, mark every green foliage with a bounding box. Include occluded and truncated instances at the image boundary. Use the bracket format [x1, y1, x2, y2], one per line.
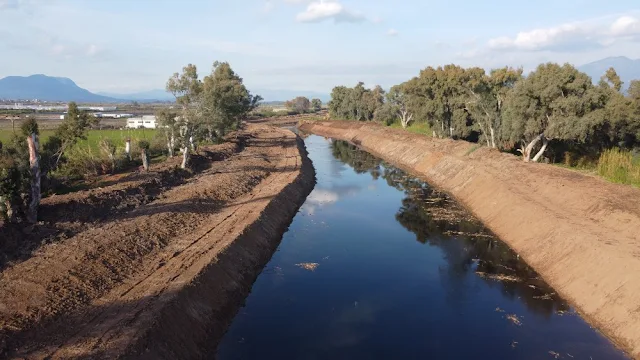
[20, 117, 39, 137]
[138, 140, 150, 150]
[311, 98, 322, 111]
[285, 96, 311, 113]
[328, 82, 385, 121]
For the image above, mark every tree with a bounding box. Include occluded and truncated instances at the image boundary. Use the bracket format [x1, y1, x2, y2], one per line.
[599, 67, 623, 92]
[463, 67, 523, 148]
[99, 138, 117, 173]
[403, 65, 480, 139]
[46, 102, 97, 171]
[21, 117, 40, 224]
[327, 83, 385, 121]
[502, 63, 605, 162]
[138, 140, 150, 171]
[166, 64, 202, 169]
[286, 96, 311, 113]
[387, 84, 413, 128]
[311, 98, 322, 111]
[156, 109, 179, 157]
[199, 61, 262, 139]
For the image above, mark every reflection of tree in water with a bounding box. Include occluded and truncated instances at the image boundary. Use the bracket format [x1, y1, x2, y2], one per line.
[331, 140, 570, 317]
[331, 141, 382, 179]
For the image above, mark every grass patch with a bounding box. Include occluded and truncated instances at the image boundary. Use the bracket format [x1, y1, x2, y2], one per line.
[465, 144, 482, 156]
[597, 148, 640, 187]
[388, 121, 432, 136]
[0, 129, 156, 151]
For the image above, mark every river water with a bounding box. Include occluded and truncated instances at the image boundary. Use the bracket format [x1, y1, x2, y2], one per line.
[216, 135, 626, 359]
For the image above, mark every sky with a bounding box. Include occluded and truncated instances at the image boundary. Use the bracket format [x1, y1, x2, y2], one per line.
[1, 0, 639, 94]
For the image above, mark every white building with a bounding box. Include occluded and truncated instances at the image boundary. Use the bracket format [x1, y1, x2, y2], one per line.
[126, 115, 157, 129]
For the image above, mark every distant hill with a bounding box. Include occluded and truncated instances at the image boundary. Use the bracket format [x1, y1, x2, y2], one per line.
[0, 74, 119, 103]
[97, 89, 174, 102]
[253, 89, 330, 103]
[579, 56, 640, 90]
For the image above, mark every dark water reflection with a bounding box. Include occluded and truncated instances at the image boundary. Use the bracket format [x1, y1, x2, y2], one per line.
[216, 136, 626, 360]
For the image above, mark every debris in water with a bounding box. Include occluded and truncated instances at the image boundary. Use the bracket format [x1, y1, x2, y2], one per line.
[548, 350, 560, 358]
[322, 256, 330, 260]
[566, 354, 574, 358]
[533, 293, 555, 300]
[506, 314, 522, 326]
[476, 272, 521, 282]
[296, 262, 319, 271]
[511, 341, 518, 348]
[495, 307, 505, 313]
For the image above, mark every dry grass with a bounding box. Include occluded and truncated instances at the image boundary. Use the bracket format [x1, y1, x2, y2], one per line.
[597, 148, 640, 187]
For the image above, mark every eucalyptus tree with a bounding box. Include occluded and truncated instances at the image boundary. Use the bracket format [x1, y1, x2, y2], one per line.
[386, 84, 414, 128]
[45, 102, 97, 171]
[21, 118, 40, 223]
[199, 61, 262, 139]
[286, 96, 311, 113]
[166, 64, 202, 169]
[155, 108, 179, 157]
[463, 67, 523, 148]
[403, 65, 478, 139]
[311, 98, 322, 111]
[502, 63, 605, 162]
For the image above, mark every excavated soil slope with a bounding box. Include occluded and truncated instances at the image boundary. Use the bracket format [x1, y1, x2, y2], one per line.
[300, 120, 640, 358]
[0, 124, 315, 359]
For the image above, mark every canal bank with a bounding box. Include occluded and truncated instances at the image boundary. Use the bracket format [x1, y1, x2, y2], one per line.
[299, 120, 640, 358]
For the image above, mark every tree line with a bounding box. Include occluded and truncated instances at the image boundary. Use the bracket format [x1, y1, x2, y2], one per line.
[0, 61, 259, 224]
[328, 63, 640, 163]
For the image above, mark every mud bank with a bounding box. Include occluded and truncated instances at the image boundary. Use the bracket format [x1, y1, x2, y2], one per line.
[300, 120, 640, 358]
[0, 125, 315, 359]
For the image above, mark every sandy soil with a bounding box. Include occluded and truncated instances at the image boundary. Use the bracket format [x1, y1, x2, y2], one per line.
[300, 120, 640, 359]
[0, 124, 315, 359]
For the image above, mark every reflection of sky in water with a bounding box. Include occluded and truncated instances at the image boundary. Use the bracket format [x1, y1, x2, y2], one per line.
[216, 135, 627, 360]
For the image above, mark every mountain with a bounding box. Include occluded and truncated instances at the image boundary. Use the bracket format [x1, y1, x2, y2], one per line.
[579, 56, 640, 90]
[0, 74, 119, 103]
[97, 89, 174, 102]
[252, 89, 330, 103]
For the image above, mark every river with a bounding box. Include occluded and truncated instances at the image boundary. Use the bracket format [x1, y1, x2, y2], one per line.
[215, 135, 626, 359]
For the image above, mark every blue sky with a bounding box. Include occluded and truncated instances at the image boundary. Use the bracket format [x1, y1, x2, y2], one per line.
[1, 0, 639, 94]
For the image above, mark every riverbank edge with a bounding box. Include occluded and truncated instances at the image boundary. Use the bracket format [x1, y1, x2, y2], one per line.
[119, 134, 316, 359]
[299, 120, 640, 359]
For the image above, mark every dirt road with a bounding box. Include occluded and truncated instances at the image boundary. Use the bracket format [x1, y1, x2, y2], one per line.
[300, 120, 640, 359]
[0, 124, 315, 359]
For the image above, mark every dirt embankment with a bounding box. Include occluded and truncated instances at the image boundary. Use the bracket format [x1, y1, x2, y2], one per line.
[300, 120, 640, 359]
[0, 124, 315, 359]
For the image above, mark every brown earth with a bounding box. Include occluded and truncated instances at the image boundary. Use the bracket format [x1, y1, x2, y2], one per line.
[0, 124, 315, 359]
[300, 120, 640, 359]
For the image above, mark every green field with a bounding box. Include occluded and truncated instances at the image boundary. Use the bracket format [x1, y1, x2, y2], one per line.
[0, 129, 157, 151]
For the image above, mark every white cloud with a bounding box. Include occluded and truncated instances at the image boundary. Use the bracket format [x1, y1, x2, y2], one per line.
[610, 16, 640, 37]
[488, 14, 640, 52]
[387, 28, 398, 37]
[296, 1, 364, 23]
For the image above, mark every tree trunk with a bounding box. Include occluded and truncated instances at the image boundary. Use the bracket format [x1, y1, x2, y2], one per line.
[181, 146, 189, 169]
[400, 111, 413, 129]
[490, 126, 496, 148]
[532, 136, 549, 162]
[26, 132, 40, 224]
[125, 139, 131, 161]
[0, 195, 12, 222]
[522, 134, 543, 162]
[141, 149, 149, 171]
